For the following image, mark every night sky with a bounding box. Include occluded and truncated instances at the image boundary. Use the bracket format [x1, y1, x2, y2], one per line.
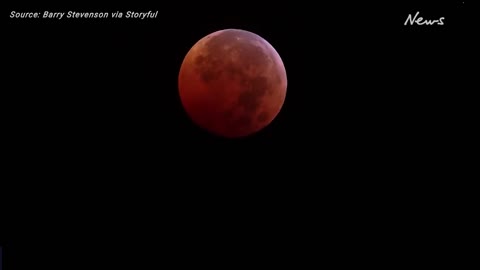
[4, 1, 471, 268]
[5, 2, 469, 161]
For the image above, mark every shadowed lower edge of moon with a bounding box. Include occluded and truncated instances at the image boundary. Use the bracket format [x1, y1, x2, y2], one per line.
[178, 29, 287, 138]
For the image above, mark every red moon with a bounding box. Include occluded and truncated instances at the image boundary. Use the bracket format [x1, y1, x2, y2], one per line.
[178, 29, 287, 138]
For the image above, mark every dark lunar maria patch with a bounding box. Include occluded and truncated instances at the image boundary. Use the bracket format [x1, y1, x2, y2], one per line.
[224, 109, 235, 120]
[232, 114, 253, 132]
[224, 64, 244, 80]
[196, 55, 224, 83]
[236, 76, 268, 111]
[257, 111, 269, 123]
[195, 55, 206, 65]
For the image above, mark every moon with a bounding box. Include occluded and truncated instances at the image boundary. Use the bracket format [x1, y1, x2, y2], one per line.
[178, 29, 287, 138]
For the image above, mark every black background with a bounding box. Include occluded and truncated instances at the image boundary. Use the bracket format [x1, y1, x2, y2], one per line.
[3, 1, 473, 269]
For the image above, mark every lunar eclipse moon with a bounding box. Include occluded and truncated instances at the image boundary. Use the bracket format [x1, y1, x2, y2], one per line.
[178, 29, 287, 138]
